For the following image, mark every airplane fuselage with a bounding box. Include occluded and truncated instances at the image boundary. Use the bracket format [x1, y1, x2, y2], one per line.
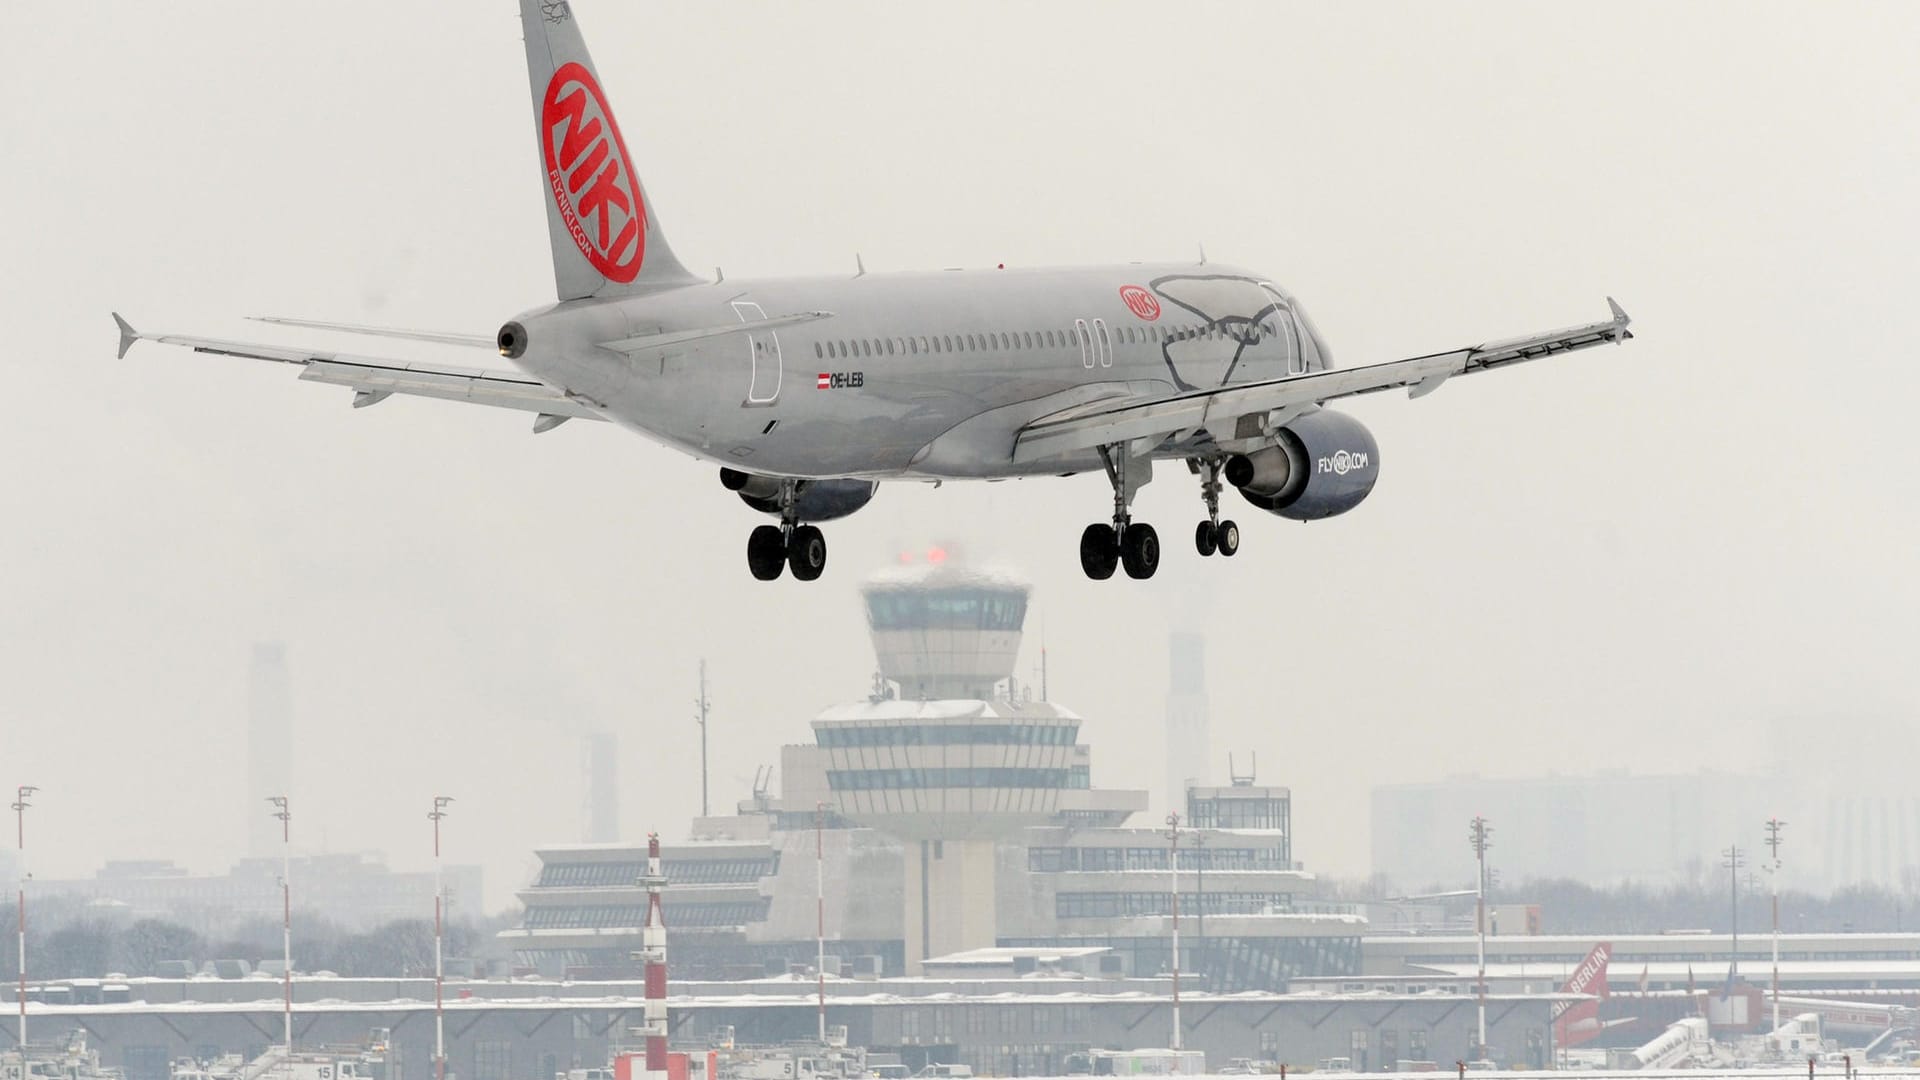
[509, 262, 1331, 480]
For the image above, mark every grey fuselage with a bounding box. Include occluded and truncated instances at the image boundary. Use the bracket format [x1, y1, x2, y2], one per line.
[508, 262, 1332, 480]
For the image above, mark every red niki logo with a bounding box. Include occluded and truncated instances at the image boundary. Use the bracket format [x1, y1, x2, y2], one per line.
[1119, 284, 1161, 321]
[542, 62, 646, 283]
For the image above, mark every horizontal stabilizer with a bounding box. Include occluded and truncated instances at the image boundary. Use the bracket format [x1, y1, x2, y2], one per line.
[249, 316, 495, 349]
[112, 313, 605, 422]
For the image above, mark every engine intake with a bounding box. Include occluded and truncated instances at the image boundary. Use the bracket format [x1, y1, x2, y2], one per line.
[1228, 408, 1378, 521]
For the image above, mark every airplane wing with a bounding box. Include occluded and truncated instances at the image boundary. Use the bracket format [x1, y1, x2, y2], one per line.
[1012, 299, 1632, 464]
[114, 313, 604, 428]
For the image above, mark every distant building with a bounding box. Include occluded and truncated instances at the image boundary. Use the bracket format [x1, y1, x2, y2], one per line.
[1164, 632, 1210, 815]
[1371, 770, 1772, 889]
[583, 730, 619, 842]
[32, 852, 483, 933]
[1374, 761, 1920, 892]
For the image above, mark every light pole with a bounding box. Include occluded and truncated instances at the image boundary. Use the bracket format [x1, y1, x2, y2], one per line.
[694, 661, 711, 819]
[268, 796, 292, 1063]
[1165, 812, 1181, 1051]
[430, 797, 453, 1080]
[1193, 829, 1208, 989]
[1765, 819, 1786, 1034]
[1469, 816, 1493, 1061]
[815, 802, 827, 1044]
[12, 785, 37, 1051]
[1723, 844, 1746, 992]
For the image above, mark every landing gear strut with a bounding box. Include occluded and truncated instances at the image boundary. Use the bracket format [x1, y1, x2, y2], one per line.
[1080, 446, 1160, 580]
[745, 480, 829, 581]
[1192, 457, 1239, 559]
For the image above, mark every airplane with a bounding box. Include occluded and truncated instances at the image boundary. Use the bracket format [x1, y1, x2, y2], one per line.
[115, 0, 1634, 583]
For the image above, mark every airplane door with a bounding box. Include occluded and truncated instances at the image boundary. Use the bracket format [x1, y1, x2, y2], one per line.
[733, 300, 783, 405]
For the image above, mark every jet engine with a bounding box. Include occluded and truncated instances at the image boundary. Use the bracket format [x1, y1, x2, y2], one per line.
[721, 468, 878, 522]
[1224, 408, 1379, 521]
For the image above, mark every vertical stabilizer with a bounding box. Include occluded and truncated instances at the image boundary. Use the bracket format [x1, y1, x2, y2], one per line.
[519, 1, 697, 299]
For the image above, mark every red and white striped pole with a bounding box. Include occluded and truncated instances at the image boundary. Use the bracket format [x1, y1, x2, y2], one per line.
[641, 833, 669, 1080]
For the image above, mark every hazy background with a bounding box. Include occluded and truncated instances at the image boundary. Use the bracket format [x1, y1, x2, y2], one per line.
[4, 2, 1915, 909]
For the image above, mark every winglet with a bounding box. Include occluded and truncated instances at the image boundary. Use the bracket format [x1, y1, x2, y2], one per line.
[1607, 296, 1631, 341]
[112, 312, 140, 359]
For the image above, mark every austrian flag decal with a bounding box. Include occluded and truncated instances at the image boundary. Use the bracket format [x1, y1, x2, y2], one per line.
[817, 373, 832, 390]
[541, 62, 646, 282]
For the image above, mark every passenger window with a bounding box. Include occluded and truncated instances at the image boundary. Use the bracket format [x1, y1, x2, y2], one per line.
[884, 339, 894, 356]
[965, 334, 977, 351]
[919, 336, 930, 352]
[908, 337, 918, 355]
[814, 342, 823, 359]
[942, 335, 953, 352]
[933, 337, 943, 354]
[859, 340, 870, 357]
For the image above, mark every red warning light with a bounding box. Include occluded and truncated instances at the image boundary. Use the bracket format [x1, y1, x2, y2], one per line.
[926, 547, 949, 564]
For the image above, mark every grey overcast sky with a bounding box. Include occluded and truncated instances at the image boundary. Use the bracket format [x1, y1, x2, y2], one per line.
[4, 2, 1916, 909]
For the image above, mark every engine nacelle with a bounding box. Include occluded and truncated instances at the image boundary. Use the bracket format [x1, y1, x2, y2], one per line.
[722, 469, 878, 523]
[1226, 408, 1378, 521]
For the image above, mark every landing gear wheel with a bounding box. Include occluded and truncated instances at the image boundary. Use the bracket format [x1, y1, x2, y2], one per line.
[1121, 523, 1161, 580]
[747, 525, 787, 581]
[1215, 519, 1240, 557]
[787, 525, 827, 581]
[1195, 520, 1218, 557]
[1079, 523, 1119, 580]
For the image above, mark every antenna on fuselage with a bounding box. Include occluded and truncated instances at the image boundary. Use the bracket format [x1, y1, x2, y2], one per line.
[1197, 242, 1208, 265]
[854, 253, 867, 278]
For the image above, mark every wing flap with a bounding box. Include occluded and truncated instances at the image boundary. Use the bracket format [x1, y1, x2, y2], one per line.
[1013, 299, 1630, 463]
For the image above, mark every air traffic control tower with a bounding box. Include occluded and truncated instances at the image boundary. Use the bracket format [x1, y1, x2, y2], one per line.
[813, 560, 1146, 972]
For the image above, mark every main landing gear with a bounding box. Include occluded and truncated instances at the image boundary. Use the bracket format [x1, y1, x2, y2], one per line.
[1078, 453, 1240, 581]
[1192, 457, 1240, 559]
[1080, 446, 1161, 580]
[746, 481, 828, 582]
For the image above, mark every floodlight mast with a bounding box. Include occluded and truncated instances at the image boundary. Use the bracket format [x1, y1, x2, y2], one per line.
[13, 785, 37, 1050]
[268, 796, 292, 1063]
[1165, 812, 1182, 1052]
[430, 797, 454, 1080]
[1765, 819, 1786, 1034]
[1469, 816, 1493, 1061]
[1723, 844, 1746, 988]
[816, 802, 827, 1044]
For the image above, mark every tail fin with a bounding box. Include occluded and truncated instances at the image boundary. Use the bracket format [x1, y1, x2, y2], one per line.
[519, 1, 697, 300]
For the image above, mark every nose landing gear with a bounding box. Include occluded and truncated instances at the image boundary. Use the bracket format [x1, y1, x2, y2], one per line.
[1192, 457, 1240, 558]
